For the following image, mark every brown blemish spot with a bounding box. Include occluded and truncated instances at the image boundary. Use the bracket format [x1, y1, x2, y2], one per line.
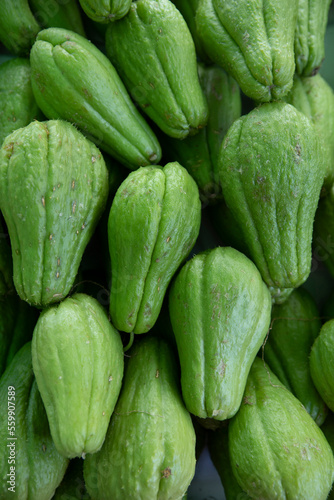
[166, 236, 171, 243]
[161, 467, 171, 478]
[4, 142, 14, 159]
[102, 411, 105, 416]
[71, 180, 75, 189]
[219, 361, 226, 377]
[109, 375, 113, 382]
[155, 370, 159, 378]
[15, 249, 20, 255]
[243, 396, 254, 405]
[56, 271, 60, 279]
[57, 258, 60, 266]
[72, 201, 76, 214]
[81, 223, 85, 230]
[91, 156, 96, 163]
[41, 196, 45, 207]
[49, 234, 53, 241]
[149, 82, 155, 89]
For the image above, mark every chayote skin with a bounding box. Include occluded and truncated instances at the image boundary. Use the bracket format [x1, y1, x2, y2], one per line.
[79, 0, 132, 23]
[84, 337, 196, 500]
[219, 102, 326, 304]
[31, 293, 124, 459]
[108, 162, 201, 334]
[310, 319, 334, 413]
[0, 58, 42, 147]
[29, 0, 85, 36]
[208, 425, 251, 500]
[105, 0, 209, 139]
[0, 217, 13, 296]
[229, 358, 334, 500]
[295, 0, 332, 77]
[0, 0, 40, 56]
[161, 64, 241, 205]
[263, 288, 327, 426]
[0, 343, 69, 500]
[284, 73, 334, 192]
[30, 28, 161, 170]
[171, 0, 210, 63]
[196, 0, 298, 102]
[169, 246, 272, 421]
[0, 120, 109, 308]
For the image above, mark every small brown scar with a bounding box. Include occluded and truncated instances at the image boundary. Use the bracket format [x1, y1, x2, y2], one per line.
[155, 370, 159, 378]
[166, 236, 171, 243]
[161, 467, 171, 478]
[41, 196, 45, 207]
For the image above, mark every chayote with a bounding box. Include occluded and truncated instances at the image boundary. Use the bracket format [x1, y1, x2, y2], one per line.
[284, 73, 334, 192]
[105, 0, 209, 139]
[84, 337, 196, 500]
[108, 162, 201, 334]
[310, 319, 334, 413]
[0, 0, 40, 56]
[263, 287, 327, 426]
[295, 0, 332, 76]
[0, 120, 109, 308]
[169, 246, 272, 421]
[78, 0, 132, 23]
[219, 102, 326, 304]
[0, 343, 69, 500]
[30, 28, 161, 170]
[29, 0, 85, 35]
[31, 293, 124, 459]
[196, 0, 298, 102]
[0, 217, 13, 296]
[229, 357, 334, 500]
[161, 64, 241, 205]
[0, 58, 42, 147]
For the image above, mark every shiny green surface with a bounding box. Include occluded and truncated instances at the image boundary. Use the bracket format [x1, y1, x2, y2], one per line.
[32, 293, 124, 458]
[30, 28, 161, 169]
[0, 120, 109, 307]
[79, 0, 132, 23]
[196, 0, 298, 102]
[263, 288, 327, 425]
[229, 358, 334, 500]
[219, 102, 326, 303]
[105, 0, 208, 139]
[310, 319, 334, 413]
[29, 0, 85, 35]
[169, 246, 272, 421]
[0, 0, 40, 56]
[84, 337, 196, 500]
[108, 162, 201, 334]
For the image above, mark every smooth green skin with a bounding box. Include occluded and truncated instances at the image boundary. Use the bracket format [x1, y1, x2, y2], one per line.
[295, 0, 332, 77]
[0, 295, 37, 376]
[263, 288, 327, 426]
[0, 343, 69, 500]
[208, 425, 251, 500]
[0, 58, 42, 147]
[0, 120, 109, 307]
[229, 358, 334, 500]
[219, 102, 326, 304]
[313, 183, 334, 278]
[84, 337, 196, 500]
[105, 0, 209, 139]
[108, 162, 201, 334]
[0, 0, 40, 56]
[169, 246, 272, 421]
[79, 0, 132, 23]
[0, 217, 13, 295]
[32, 293, 124, 459]
[171, 0, 210, 62]
[321, 411, 334, 499]
[30, 28, 161, 170]
[161, 64, 241, 205]
[310, 319, 334, 413]
[29, 0, 85, 36]
[196, 0, 298, 102]
[284, 73, 334, 191]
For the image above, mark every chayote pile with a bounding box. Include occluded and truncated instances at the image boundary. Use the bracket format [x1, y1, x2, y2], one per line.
[0, 1, 334, 499]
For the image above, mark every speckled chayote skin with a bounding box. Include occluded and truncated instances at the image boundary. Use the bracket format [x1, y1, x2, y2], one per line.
[108, 161, 201, 334]
[169, 246, 272, 421]
[0, 120, 109, 308]
[84, 337, 196, 500]
[219, 102, 326, 304]
[295, 0, 332, 77]
[196, 0, 298, 102]
[0, 343, 69, 500]
[30, 28, 161, 170]
[285, 73, 334, 192]
[0, 58, 42, 147]
[229, 358, 334, 500]
[161, 64, 241, 205]
[0, 0, 40, 56]
[105, 0, 209, 139]
[79, 0, 132, 23]
[310, 319, 334, 413]
[32, 293, 124, 459]
[263, 288, 327, 426]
